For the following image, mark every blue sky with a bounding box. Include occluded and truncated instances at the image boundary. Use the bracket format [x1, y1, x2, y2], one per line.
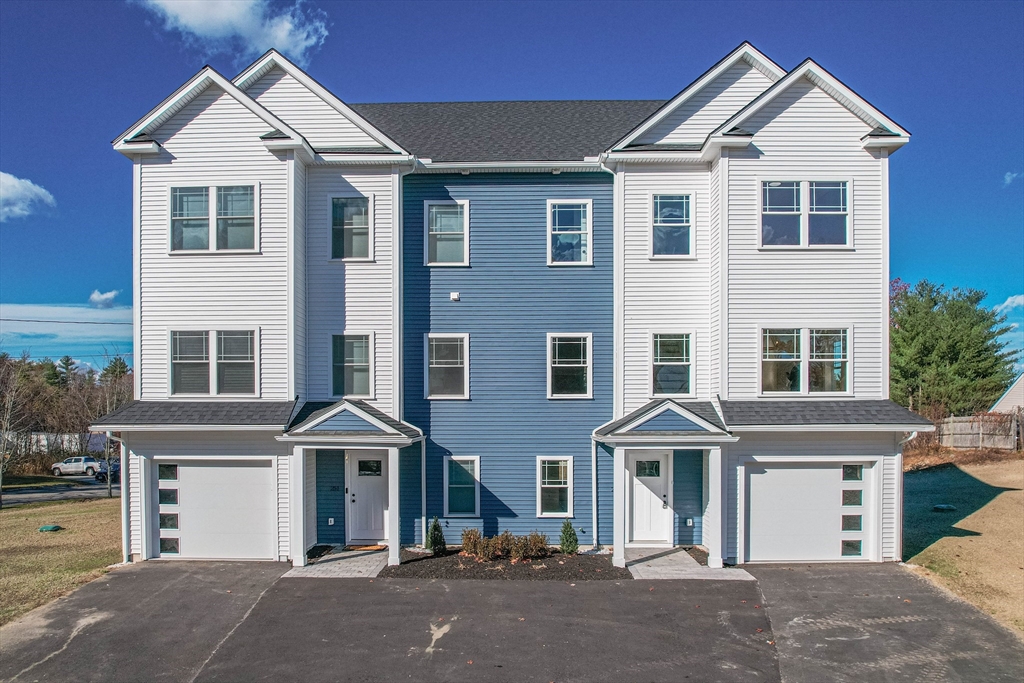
[1, 0, 1021, 369]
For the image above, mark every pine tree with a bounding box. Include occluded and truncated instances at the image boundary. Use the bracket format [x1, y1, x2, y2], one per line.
[426, 517, 446, 556]
[559, 519, 579, 555]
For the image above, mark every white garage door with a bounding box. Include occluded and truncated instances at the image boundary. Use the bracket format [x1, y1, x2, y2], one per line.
[745, 462, 871, 562]
[156, 460, 275, 560]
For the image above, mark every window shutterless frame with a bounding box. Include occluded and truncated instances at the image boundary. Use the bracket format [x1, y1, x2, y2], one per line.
[536, 456, 574, 518]
[329, 194, 374, 262]
[546, 199, 593, 266]
[650, 332, 695, 398]
[329, 331, 375, 399]
[546, 333, 593, 399]
[649, 193, 696, 259]
[757, 178, 853, 249]
[424, 199, 470, 266]
[166, 328, 261, 398]
[757, 325, 853, 396]
[167, 182, 260, 254]
[424, 333, 470, 399]
[443, 455, 480, 517]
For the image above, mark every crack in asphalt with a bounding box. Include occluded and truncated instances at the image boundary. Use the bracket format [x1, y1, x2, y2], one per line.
[6, 610, 110, 682]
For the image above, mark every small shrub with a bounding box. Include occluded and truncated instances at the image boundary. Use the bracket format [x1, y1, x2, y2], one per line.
[496, 530, 515, 556]
[477, 536, 499, 561]
[426, 517, 446, 556]
[509, 536, 529, 562]
[461, 527, 481, 556]
[527, 531, 549, 558]
[559, 519, 579, 555]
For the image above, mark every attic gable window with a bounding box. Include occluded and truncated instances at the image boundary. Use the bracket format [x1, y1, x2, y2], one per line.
[170, 184, 259, 253]
[761, 181, 850, 248]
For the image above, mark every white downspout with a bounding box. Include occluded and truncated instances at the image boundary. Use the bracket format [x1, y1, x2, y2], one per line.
[591, 438, 599, 548]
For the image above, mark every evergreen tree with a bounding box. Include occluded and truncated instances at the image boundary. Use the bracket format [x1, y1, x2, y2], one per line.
[559, 519, 579, 555]
[426, 517, 446, 556]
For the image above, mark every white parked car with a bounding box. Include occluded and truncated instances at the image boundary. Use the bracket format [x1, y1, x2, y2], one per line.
[51, 456, 102, 476]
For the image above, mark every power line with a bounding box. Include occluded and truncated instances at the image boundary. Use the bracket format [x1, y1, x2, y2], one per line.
[0, 318, 133, 326]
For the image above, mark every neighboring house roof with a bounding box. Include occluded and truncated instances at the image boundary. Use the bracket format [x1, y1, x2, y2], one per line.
[990, 374, 1024, 413]
[348, 100, 665, 162]
[718, 400, 932, 428]
[91, 400, 297, 429]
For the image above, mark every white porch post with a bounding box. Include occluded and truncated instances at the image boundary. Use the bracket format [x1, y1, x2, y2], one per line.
[388, 447, 401, 566]
[612, 447, 626, 568]
[706, 445, 724, 568]
[289, 445, 307, 567]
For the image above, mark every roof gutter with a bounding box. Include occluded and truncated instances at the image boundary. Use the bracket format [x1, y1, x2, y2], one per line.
[416, 159, 605, 173]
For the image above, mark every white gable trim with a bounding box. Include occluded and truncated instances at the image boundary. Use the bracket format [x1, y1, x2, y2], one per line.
[233, 50, 408, 154]
[291, 401, 400, 435]
[708, 59, 910, 151]
[113, 66, 312, 159]
[611, 42, 785, 151]
[618, 401, 727, 435]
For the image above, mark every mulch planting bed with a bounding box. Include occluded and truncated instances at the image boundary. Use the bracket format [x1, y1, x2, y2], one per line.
[685, 545, 709, 565]
[378, 549, 634, 580]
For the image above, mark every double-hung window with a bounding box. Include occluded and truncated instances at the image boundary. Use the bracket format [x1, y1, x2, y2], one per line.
[426, 334, 469, 399]
[445, 455, 479, 517]
[171, 184, 258, 252]
[332, 333, 372, 398]
[761, 327, 849, 394]
[548, 199, 592, 265]
[537, 457, 572, 517]
[761, 181, 850, 247]
[548, 334, 591, 398]
[651, 195, 692, 257]
[331, 196, 371, 260]
[425, 200, 468, 265]
[652, 333, 692, 396]
[170, 330, 257, 395]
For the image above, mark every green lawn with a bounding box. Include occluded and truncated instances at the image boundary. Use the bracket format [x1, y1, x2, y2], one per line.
[1, 474, 86, 490]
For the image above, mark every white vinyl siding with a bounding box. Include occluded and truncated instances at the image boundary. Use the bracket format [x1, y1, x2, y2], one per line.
[726, 77, 884, 399]
[137, 85, 289, 400]
[246, 67, 383, 150]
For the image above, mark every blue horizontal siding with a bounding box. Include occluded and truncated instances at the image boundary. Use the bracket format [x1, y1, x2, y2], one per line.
[597, 443, 614, 545]
[309, 411, 383, 432]
[673, 450, 703, 545]
[631, 411, 707, 432]
[315, 450, 346, 544]
[400, 445, 422, 545]
[404, 173, 613, 544]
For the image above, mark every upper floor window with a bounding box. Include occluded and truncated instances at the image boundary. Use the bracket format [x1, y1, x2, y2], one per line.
[426, 334, 469, 399]
[332, 333, 372, 398]
[171, 184, 258, 252]
[170, 329, 256, 395]
[548, 200, 592, 265]
[331, 196, 371, 260]
[651, 195, 692, 257]
[761, 181, 849, 247]
[652, 333, 691, 396]
[548, 333, 592, 398]
[761, 327, 849, 394]
[425, 200, 469, 266]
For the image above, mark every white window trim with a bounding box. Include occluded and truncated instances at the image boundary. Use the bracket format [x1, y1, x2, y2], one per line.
[649, 331, 696, 399]
[328, 193, 375, 262]
[546, 332, 594, 399]
[424, 332, 470, 400]
[167, 328, 261, 399]
[329, 331, 375, 400]
[546, 198, 594, 266]
[443, 455, 480, 518]
[167, 182, 261, 255]
[757, 325, 854, 397]
[536, 456, 574, 518]
[424, 199, 470, 267]
[649, 192, 697, 260]
[757, 178, 854, 250]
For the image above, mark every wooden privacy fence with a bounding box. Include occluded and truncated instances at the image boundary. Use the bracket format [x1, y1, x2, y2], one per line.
[937, 412, 1020, 450]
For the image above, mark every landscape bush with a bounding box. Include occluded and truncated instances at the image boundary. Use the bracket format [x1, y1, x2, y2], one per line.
[426, 517, 447, 556]
[559, 519, 579, 555]
[458, 529, 550, 562]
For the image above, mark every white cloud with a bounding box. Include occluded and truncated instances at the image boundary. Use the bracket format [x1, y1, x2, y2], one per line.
[89, 289, 121, 309]
[0, 303, 132, 363]
[994, 294, 1024, 315]
[0, 172, 56, 222]
[1005, 172, 1022, 187]
[139, 0, 328, 67]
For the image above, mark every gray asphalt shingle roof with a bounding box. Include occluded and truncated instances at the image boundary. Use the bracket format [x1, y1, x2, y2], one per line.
[719, 400, 932, 426]
[92, 400, 297, 427]
[287, 400, 422, 439]
[595, 399, 727, 436]
[348, 100, 666, 162]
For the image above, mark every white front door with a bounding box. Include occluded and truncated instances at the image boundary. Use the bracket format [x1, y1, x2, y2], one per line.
[347, 451, 388, 543]
[628, 451, 672, 544]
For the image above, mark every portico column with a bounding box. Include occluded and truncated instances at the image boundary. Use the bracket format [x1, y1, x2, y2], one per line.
[613, 447, 626, 568]
[388, 447, 401, 566]
[706, 445, 724, 568]
[289, 445, 307, 567]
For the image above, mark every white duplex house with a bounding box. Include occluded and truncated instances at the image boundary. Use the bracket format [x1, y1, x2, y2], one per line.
[95, 43, 931, 569]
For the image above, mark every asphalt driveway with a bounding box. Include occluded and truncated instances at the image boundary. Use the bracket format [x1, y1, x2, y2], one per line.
[1, 561, 1020, 683]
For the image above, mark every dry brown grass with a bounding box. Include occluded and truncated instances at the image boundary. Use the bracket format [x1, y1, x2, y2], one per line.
[903, 444, 1023, 472]
[0, 498, 121, 626]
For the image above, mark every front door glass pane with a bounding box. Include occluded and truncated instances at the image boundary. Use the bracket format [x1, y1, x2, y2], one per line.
[636, 461, 661, 478]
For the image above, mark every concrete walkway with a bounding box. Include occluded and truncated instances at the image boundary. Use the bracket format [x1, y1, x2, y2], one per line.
[625, 547, 755, 581]
[282, 548, 386, 578]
